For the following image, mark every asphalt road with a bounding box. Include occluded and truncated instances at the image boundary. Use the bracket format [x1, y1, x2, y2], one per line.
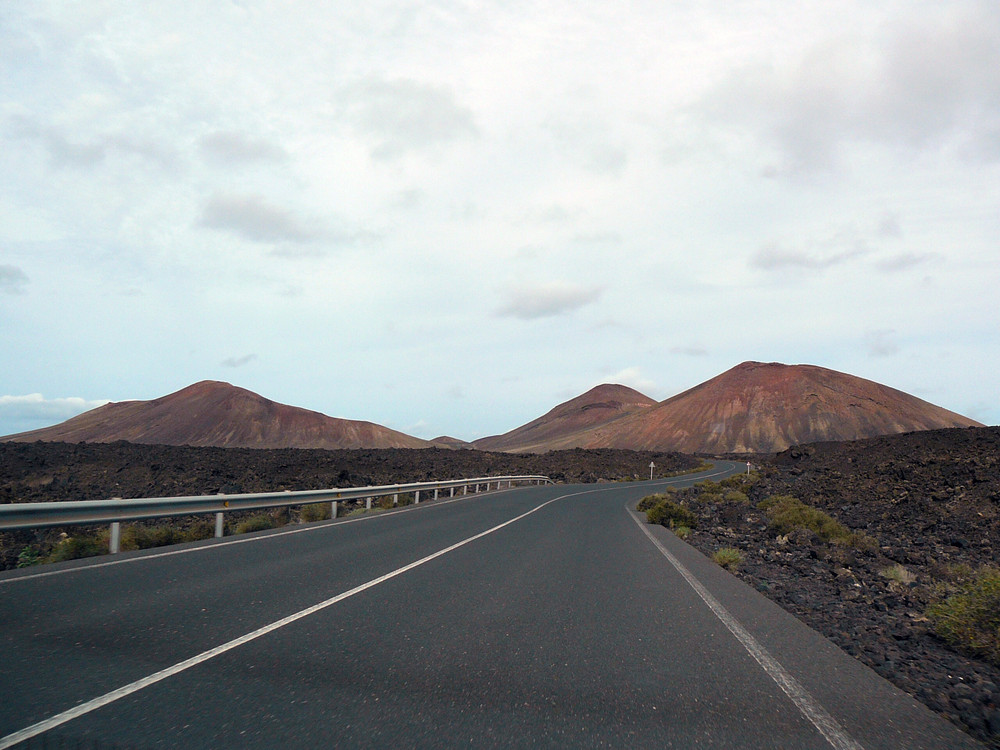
[0, 463, 983, 749]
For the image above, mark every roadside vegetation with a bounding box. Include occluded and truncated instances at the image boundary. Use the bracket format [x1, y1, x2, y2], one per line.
[712, 547, 742, 571]
[927, 567, 1000, 668]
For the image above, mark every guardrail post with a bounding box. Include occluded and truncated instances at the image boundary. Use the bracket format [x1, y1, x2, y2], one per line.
[450, 487, 455, 497]
[415, 490, 420, 504]
[331, 501, 338, 519]
[215, 512, 225, 538]
[434, 488, 439, 500]
[366, 497, 372, 510]
[109, 521, 121, 554]
[393, 493, 398, 506]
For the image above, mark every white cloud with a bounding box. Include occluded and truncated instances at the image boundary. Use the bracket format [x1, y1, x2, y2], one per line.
[601, 367, 657, 395]
[699, 2, 1000, 173]
[198, 194, 321, 243]
[671, 346, 708, 357]
[338, 77, 478, 159]
[865, 330, 900, 357]
[0, 393, 110, 436]
[199, 131, 287, 165]
[876, 252, 937, 272]
[0, 264, 29, 294]
[495, 281, 602, 320]
[752, 243, 868, 271]
[221, 354, 257, 368]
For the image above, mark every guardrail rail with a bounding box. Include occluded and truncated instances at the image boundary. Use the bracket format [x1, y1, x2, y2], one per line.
[0, 474, 552, 553]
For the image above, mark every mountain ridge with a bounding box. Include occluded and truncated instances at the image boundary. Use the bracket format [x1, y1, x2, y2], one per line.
[1, 380, 431, 450]
[505, 362, 983, 454]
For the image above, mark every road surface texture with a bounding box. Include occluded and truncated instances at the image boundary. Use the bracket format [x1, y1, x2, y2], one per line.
[0, 464, 983, 748]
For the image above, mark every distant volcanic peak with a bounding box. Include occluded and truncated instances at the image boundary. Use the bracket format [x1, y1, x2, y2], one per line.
[560, 383, 656, 411]
[481, 361, 982, 454]
[472, 382, 656, 452]
[2, 381, 430, 450]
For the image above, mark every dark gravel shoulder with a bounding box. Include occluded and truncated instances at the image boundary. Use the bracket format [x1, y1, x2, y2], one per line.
[669, 427, 1000, 747]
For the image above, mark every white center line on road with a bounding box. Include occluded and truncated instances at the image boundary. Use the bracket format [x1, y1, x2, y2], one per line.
[629, 504, 864, 750]
[0, 484, 620, 749]
[1, 465, 734, 586]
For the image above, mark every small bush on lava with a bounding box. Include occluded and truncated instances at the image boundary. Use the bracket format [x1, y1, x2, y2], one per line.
[644, 496, 698, 529]
[880, 564, 916, 585]
[46, 535, 106, 562]
[674, 526, 692, 540]
[234, 515, 275, 535]
[636, 491, 675, 513]
[121, 525, 185, 550]
[927, 567, 1000, 667]
[758, 495, 852, 543]
[300, 503, 331, 522]
[712, 547, 742, 571]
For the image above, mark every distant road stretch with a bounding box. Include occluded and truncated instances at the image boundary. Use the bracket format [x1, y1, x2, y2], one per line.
[0, 463, 981, 748]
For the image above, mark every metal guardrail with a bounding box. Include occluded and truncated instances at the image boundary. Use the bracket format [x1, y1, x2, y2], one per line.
[0, 474, 552, 553]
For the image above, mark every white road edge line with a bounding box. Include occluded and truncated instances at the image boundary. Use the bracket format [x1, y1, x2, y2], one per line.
[629, 506, 864, 750]
[0, 485, 608, 749]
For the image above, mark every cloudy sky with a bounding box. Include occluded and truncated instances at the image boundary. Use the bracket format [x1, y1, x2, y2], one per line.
[1, 0, 998, 441]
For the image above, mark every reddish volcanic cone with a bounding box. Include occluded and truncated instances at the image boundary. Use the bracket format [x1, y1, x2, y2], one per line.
[474, 383, 657, 452]
[1, 381, 431, 450]
[580, 362, 983, 453]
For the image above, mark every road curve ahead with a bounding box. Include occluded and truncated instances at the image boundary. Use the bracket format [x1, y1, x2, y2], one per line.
[0, 463, 982, 749]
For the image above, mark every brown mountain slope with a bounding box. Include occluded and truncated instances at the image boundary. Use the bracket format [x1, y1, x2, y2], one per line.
[1, 381, 431, 450]
[573, 362, 983, 454]
[473, 383, 657, 452]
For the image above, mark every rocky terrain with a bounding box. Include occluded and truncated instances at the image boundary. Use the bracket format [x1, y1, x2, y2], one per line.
[1, 381, 432, 449]
[474, 383, 656, 452]
[484, 362, 982, 453]
[662, 426, 999, 747]
[0, 441, 698, 570]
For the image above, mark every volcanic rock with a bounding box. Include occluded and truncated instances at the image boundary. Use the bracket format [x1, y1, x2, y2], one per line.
[0, 381, 431, 450]
[473, 383, 656, 452]
[491, 362, 982, 454]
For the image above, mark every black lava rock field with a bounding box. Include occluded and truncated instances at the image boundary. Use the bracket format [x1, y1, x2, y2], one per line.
[674, 426, 1000, 747]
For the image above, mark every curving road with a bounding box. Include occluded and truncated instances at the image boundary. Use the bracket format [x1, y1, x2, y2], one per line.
[0, 463, 982, 748]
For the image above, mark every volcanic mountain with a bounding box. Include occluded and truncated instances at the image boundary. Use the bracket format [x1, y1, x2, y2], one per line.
[0, 381, 432, 450]
[473, 383, 657, 452]
[485, 362, 983, 454]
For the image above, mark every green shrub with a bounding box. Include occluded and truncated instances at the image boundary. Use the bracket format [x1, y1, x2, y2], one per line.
[646, 498, 698, 529]
[234, 515, 275, 535]
[927, 568, 1000, 667]
[121, 525, 185, 551]
[184, 520, 216, 542]
[674, 526, 692, 540]
[637, 492, 674, 512]
[696, 491, 724, 504]
[758, 495, 852, 543]
[46, 535, 106, 562]
[713, 547, 742, 571]
[721, 472, 760, 489]
[724, 490, 749, 504]
[16, 546, 42, 568]
[300, 503, 331, 522]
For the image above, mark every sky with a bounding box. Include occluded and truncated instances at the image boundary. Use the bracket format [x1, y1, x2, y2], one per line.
[1, 0, 998, 442]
